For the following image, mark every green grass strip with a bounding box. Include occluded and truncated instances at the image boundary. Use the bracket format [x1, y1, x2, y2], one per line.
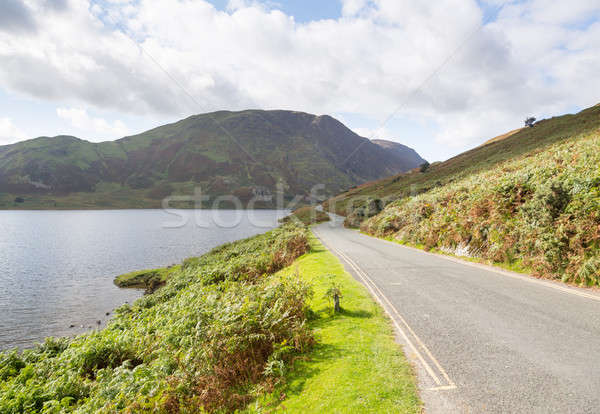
[246, 232, 422, 413]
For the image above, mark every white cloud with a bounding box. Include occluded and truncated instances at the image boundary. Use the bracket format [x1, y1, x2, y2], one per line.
[352, 126, 396, 141]
[0, 117, 27, 145]
[341, 0, 370, 17]
[56, 107, 129, 141]
[0, 0, 598, 159]
[352, 127, 375, 139]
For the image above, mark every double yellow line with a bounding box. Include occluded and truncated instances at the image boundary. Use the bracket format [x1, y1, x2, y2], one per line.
[314, 229, 456, 391]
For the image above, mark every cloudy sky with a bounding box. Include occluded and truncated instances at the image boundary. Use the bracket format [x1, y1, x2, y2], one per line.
[0, 0, 598, 161]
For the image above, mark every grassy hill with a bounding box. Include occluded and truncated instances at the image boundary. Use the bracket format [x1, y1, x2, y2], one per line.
[0, 110, 424, 209]
[325, 104, 600, 218]
[326, 103, 600, 286]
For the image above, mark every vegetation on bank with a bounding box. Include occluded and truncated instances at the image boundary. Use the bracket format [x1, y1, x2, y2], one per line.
[279, 206, 330, 226]
[0, 224, 420, 413]
[0, 225, 313, 412]
[245, 235, 421, 413]
[362, 127, 600, 286]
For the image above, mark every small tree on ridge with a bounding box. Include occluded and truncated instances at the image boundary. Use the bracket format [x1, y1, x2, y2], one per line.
[524, 117, 536, 128]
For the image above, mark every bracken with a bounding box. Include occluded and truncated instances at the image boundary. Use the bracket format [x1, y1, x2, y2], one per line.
[362, 129, 600, 286]
[0, 224, 313, 413]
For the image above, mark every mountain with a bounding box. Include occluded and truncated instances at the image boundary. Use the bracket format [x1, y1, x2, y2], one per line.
[371, 139, 426, 168]
[0, 110, 424, 209]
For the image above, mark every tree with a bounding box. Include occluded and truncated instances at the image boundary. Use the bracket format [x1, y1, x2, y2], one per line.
[419, 161, 430, 173]
[324, 275, 343, 313]
[524, 117, 536, 128]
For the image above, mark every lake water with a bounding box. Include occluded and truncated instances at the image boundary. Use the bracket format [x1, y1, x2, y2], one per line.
[0, 209, 287, 350]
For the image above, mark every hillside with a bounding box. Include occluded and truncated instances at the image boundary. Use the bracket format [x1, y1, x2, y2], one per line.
[372, 139, 426, 167]
[325, 103, 600, 286]
[0, 110, 424, 209]
[325, 103, 600, 219]
[479, 128, 523, 146]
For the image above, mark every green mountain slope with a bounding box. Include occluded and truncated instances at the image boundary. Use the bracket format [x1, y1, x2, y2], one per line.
[326, 103, 600, 286]
[0, 110, 424, 209]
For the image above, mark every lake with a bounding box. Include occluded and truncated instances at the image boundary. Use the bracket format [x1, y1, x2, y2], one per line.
[0, 209, 287, 350]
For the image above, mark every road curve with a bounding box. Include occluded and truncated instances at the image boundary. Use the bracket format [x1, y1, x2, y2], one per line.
[313, 217, 600, 413]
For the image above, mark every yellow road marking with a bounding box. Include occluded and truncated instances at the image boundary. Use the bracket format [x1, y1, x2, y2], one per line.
[314, 229, 456, 391]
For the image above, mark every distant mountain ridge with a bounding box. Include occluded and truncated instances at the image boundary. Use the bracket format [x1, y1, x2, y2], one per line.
[0, 110, 425, 209]
[371, 139, 426, 168]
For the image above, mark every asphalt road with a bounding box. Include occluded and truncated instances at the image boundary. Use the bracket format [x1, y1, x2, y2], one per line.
[313, 216, 600, 413]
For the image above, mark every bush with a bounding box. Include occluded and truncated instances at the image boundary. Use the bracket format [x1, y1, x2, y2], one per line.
[0, 351, 25, 381]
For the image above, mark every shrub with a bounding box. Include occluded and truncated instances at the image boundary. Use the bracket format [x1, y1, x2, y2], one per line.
[0, 351, 25, 381]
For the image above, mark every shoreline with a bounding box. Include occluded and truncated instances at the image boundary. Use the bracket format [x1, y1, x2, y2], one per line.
[0, 210, 287, 352]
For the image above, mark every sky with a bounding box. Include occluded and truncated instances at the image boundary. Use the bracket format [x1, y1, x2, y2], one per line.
[0, 1, 599, 162]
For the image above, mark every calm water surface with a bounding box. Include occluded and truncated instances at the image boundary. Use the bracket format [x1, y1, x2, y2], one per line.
[0, 209, 287, 350]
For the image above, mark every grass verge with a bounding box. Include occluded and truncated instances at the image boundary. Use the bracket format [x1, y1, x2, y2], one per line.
[246, 232, 421, 413]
